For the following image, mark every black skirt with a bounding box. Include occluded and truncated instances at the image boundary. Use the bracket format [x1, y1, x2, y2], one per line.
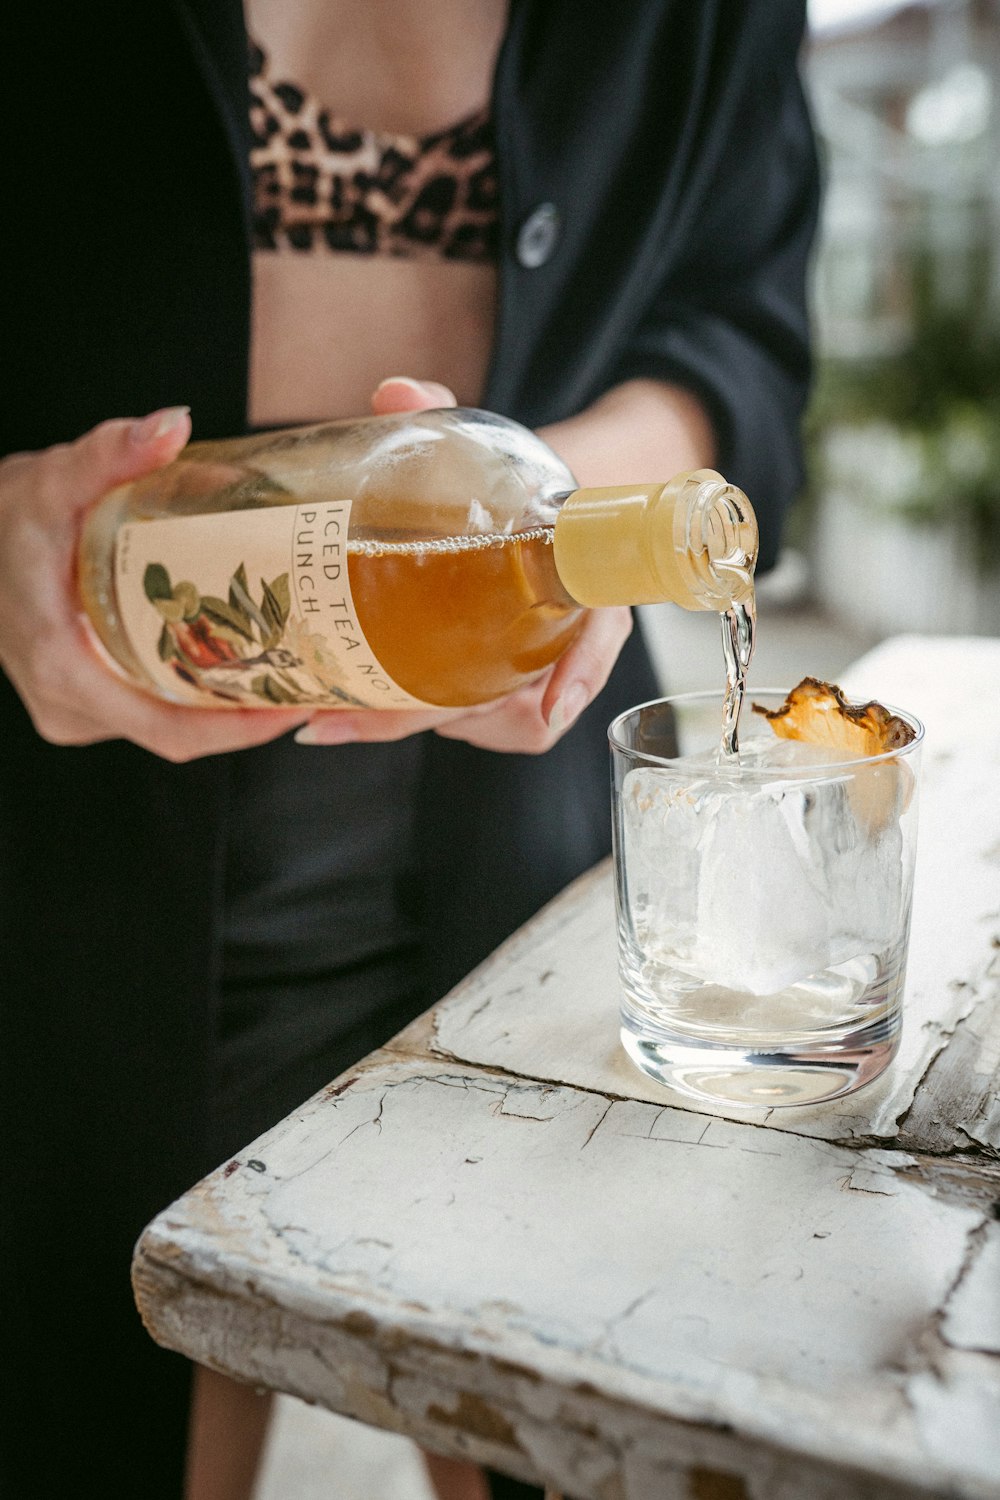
[212, 732, 427, 1162]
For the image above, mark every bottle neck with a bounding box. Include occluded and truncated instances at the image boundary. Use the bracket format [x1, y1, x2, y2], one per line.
[551, 471, 757, 611]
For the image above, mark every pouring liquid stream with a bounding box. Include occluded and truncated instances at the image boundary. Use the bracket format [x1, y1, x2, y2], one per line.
[687, 481, 758, 760]
[719, 588, 756, 760]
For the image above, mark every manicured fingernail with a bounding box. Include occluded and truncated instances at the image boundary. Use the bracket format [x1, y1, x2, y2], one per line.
[547, 685, 588, 734]
[546, 699, 567, 737]
[376, 376, 454, 404]
[131, 406, 190, 444]
[376, 376, 431, 397]
[377, 376, 420, 391]
[294, 718, 358, 746]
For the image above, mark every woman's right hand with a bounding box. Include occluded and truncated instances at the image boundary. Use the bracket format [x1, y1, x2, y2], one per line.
[0, 409, 311, 760]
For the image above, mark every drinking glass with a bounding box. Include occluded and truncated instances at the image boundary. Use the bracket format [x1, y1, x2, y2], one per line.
[609, 690, 923, 1107]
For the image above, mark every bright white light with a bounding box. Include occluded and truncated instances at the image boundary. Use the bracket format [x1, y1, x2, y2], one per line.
[808, 0, 920, 33]
[906, 63, 993, 143]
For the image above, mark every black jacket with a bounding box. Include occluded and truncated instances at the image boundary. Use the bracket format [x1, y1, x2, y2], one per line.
[1, 3, 818, 1495]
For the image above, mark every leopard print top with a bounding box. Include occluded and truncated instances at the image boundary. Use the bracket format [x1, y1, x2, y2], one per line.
[248, 41, 499, 260]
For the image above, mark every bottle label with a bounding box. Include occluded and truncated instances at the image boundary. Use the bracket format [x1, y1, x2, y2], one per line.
[114, 502, 435, 708]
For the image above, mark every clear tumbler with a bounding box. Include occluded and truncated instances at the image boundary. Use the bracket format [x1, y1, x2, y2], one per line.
[609, 690, 923, 1107]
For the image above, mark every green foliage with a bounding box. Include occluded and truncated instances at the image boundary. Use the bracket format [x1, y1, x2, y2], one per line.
[807, 245, 1000, 571]
[228, 564, 270, 636]
[200, 595, 255, 641]
[143, 563, 173, 603]
[251, 672, 301, 704]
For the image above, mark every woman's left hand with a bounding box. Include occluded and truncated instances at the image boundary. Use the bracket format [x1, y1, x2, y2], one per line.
[295, 377, 633, 755]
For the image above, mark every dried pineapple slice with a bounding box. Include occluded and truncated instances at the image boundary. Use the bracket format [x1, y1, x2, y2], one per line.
[753, 678, 916, 833]
[753, 677, 915, 755]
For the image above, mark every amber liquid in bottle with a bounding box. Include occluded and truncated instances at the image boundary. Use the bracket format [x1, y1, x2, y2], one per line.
[347, 527, 582, 707]
[78, 408, 757, 713]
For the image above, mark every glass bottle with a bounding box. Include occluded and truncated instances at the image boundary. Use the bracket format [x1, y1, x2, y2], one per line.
[78, 407, 757, 710]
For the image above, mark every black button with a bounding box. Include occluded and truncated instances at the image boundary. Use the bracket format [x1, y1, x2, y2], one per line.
[515, 202, 561, 268]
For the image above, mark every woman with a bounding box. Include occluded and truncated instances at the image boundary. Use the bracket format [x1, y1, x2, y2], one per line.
[0, 2, 818, 1496]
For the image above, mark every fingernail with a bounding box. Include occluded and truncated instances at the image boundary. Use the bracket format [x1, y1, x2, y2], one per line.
[294, 718, 358, 746]
[376, 376, 454, 405]
[546, 699, 567, 737]
[131, 406, 190, 444]
[547, 685, 588, 734]
[375, 376, 431, 397]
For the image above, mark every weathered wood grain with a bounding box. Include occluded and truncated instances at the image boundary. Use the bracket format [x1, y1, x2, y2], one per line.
[134, 1054, 1000, 1499]
[133, 636, 1000, 1499]
[424, 637, 1000, 1154]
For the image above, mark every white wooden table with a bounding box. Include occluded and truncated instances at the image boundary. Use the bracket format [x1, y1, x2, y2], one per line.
[134, 636, 1000, 1500]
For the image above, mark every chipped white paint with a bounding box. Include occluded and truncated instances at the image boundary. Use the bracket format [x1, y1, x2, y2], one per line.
[134, 638, 1000, 1500]
[428, 638, 1000, 1150]
[943, 1221, 1000, 1353]
[136, 1057, 1000, 1498]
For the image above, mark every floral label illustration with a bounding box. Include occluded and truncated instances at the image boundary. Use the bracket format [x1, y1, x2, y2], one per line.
[114, 502, 432, 708]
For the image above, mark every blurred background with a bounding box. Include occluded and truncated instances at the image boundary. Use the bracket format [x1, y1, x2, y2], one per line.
[803, 0, 1000, 639]
[256, 3, 1000, 1494]
[643, 0, 1000, 700]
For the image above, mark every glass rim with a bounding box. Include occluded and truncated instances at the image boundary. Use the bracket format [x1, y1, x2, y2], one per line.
[608, 687, 925, 775]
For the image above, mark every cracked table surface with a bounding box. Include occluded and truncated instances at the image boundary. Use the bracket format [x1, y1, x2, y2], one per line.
[134, 636, 1000, 1500]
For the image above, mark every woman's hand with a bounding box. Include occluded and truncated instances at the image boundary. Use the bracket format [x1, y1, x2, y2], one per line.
[0, 380, 635, 761]
[0, 409, 311, 759]
[296, 376, 633, 755]
[296, 602, 632, 753]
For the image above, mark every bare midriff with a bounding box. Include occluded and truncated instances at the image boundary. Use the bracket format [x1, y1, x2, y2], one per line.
[249, 256, 497, 427]
[246, 0, 506, 428]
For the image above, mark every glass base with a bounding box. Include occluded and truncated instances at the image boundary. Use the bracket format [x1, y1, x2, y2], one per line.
[619, 1013, 900, 1108]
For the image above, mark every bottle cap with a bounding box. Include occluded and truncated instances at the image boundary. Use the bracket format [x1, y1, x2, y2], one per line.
[552, 471, 757, 611]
